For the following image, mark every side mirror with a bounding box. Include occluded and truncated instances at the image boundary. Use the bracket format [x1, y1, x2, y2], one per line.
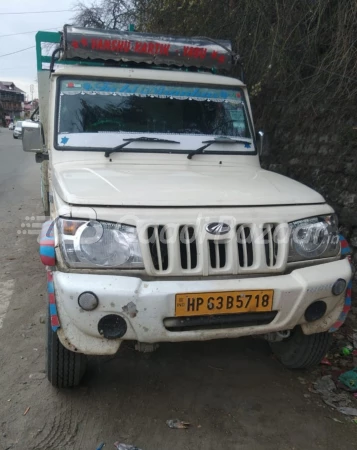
[256, 130, 264, 156]
[22, 121, 44, 153]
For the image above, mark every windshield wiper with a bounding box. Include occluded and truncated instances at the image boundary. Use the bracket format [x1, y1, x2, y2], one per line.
[187, 136, 252, 160]
[104, 137, 180, 158]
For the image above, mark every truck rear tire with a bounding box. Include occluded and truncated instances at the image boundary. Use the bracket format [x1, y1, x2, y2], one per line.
[46, 312, 87, 388]
[41, 161, 50, 217]
[270, 327, 332, 369]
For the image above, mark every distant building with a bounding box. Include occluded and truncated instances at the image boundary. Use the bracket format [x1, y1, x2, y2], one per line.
[0, 81, 25, 126]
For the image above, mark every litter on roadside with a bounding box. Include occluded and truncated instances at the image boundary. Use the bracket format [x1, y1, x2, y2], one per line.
[96, 443, 105, 450]
[314, 375, 336, 395]
[313, 375, 352, 409]
[337, 407, 357, 416]
[353, 330, 357, 349]
[29, 372, 46, 380]
[114, 444, 142, 450]
[340, 345, 353, 357]
[166, 419, 191, 429]
[331, 418, 344, 423]
[339, 368, 357, 392]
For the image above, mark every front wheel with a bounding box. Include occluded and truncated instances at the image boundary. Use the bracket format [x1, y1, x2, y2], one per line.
[46, 312, 87, 387]
[270, 327, 332, 369]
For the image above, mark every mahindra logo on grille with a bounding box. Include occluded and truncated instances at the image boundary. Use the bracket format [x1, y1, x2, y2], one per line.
[206, 222, 231, 235]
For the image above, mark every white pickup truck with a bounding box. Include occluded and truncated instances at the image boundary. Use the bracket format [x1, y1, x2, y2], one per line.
[23, 26, 352, 387]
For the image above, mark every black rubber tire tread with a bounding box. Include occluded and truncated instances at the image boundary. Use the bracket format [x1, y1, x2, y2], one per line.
[41, 160, 50, 217]
[46, 311, 87, 388]
[270, 327, 332, 370]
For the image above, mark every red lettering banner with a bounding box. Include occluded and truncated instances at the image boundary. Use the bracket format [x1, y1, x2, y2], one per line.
[62, 26, 232, 70]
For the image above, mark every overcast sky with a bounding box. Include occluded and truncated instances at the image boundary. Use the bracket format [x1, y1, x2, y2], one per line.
[0, 0, 86, 99]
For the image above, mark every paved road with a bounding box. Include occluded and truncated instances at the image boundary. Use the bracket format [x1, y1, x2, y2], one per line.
[0, 128, 356, 450]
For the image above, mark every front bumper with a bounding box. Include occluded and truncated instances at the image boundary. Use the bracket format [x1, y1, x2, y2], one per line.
[54, 259, 352, 355]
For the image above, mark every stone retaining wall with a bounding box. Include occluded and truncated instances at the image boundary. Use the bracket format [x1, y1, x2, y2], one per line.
[259, 103, 357, 294]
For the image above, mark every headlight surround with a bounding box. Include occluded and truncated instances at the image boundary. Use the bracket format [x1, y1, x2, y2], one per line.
[289, 214, 340, 262]
[57, 218, 144, 269]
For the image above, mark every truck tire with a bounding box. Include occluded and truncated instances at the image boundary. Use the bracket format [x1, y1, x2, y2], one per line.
[46, 312, 87, 388]
[41, 161, 50, 217]
[270, 327, 332, 369]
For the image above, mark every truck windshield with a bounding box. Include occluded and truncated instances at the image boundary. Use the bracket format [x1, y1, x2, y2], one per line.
[56, 78, 253, 151]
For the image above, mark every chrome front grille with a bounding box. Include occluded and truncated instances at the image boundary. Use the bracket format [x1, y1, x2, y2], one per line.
[143, 222, 288, 276]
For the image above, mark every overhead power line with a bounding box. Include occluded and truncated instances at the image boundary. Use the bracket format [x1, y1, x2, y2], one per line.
[0, 27, 62, 38]
[0, 46, 35, 58]
[0, 9, 77, 15]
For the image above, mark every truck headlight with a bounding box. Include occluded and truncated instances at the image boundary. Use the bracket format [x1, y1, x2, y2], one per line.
[57, 218, 144, 269]
[289, 215, 340, 262]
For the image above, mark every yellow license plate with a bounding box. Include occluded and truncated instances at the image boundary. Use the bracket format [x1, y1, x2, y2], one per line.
[175, 290, 274, 317]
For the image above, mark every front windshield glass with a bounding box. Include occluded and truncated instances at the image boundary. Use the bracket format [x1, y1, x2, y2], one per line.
[57, 78, 253, 151]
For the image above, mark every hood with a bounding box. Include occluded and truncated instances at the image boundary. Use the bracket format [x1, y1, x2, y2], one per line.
[52, 163, 325, 207]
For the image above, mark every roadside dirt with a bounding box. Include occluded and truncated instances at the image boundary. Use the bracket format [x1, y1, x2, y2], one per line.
[1, 131, 357, 450]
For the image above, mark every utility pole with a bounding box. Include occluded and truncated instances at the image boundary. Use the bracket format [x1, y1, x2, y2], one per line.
[30, 84, 34, 102]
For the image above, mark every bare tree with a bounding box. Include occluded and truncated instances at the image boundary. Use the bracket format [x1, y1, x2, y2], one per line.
[72, 0, 137, 30]
[131, 0, 357, 106]
[71, 0, 357, 111]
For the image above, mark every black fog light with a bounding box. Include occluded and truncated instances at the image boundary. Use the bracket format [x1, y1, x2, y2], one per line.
[332, 279, 346, 296]
[98, 314, 127, 340]
[304, 301, 327, 322]
[78, 292, 99, 311]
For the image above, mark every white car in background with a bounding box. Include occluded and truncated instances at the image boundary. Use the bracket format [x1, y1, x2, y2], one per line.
[13, 121, 23, 139]
[8, 122, 14, 130]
